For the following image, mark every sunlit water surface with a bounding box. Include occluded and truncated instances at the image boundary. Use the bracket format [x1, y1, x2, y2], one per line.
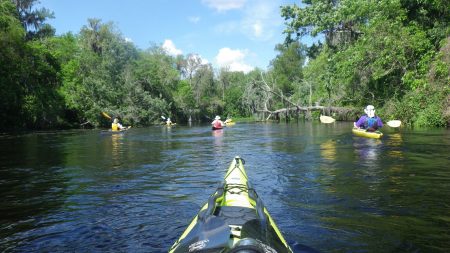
[1, 122, 449, 252]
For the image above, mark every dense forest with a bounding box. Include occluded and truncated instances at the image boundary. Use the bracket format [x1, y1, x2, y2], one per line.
[1, 0, 448, 130]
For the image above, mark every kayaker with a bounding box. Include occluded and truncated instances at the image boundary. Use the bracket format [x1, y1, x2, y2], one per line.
[166, 117, 173, 125]
[111, 118, 126, 131]
[354, 105, 383, 132]
[211, 115, 224, 129]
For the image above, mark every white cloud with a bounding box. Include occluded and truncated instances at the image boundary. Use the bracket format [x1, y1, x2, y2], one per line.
[211, 0, 284, 41]
[240, 1, 281, 41]
[188, 16, 201, 24]
[215, 48, 254, 73]
[202, 0, 246, 12]
[162, 39, 183, 56]
[124, 37, 133, 43]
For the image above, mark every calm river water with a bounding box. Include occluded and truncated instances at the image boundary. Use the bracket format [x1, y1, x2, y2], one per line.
[1, 122, 449, 252]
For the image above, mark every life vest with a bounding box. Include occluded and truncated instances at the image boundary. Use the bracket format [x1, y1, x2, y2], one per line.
[364, 117, 378, 129]
[112, 123, 119, 131]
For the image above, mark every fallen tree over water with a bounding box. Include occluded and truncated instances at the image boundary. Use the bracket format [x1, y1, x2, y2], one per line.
[258, 105, 357, 121]
[246, 72, 358, 122]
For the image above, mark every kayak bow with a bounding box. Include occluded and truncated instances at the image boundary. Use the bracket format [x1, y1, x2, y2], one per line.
[169, 156, 293, 253]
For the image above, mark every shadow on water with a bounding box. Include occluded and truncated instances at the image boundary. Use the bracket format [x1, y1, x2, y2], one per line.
[1, 124, 449, 252]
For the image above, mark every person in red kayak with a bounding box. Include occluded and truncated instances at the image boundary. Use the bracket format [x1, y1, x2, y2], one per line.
[354, 105, 383, 132]
[211, 115, 224, 130]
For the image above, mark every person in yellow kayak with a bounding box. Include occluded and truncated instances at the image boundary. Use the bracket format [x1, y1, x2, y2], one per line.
[354, 105, 383, 132]
[166, 117, 173, 125]
[111, 118, 126, 131]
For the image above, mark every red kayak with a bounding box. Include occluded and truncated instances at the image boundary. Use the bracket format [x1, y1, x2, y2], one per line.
[212, 126, 223, 130]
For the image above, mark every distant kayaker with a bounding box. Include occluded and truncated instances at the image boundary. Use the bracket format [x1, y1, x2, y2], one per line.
[166, 117, 173, 125]
[112, 118, 126, 131]
[211, 115, 224, 129]
[354, 105, 383, 132]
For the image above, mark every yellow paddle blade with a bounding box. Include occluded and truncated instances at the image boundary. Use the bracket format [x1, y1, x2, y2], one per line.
[320, 115, 336, 124]
[387, 120, 401, 127]
[102, 112, 112, 120]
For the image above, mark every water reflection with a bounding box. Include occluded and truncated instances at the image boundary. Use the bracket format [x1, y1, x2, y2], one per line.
[386, 133, 404, 159]
[111, 134, 124, 169]
[353, 137, 382, 163]
[212, 129, 224, 154]
[320, 139, 337, 161]
[1, 125, 450, 252]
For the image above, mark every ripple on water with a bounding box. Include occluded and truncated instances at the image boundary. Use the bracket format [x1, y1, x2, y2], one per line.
[1, 124, 450, 252]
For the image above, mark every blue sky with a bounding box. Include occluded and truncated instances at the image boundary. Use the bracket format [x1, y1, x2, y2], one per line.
[38, 0, 315, 72]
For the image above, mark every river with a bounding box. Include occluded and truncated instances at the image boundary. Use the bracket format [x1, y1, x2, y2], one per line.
[0, 122, 449, 252]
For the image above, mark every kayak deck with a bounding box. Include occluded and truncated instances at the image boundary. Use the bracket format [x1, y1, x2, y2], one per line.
[169, 156, 292, 253]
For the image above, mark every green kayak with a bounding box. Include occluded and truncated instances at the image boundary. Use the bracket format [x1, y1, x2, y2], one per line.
[169, 156, 293, 253]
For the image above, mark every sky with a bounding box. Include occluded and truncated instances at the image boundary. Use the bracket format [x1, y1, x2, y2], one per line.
[38, 0, 315, 73]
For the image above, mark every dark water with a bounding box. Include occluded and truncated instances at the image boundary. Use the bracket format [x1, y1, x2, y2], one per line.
[1, 122, 449, 252]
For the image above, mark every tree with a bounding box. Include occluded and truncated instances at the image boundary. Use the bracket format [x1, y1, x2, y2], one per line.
[0, 0, 26, 129]
[60, 19, 139, 126]
[269, 41, 307, 97]
[11, 0, 55, 40]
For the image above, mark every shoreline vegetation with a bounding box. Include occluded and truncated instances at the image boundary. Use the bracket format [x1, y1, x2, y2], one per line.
[1, 0, 448, 131]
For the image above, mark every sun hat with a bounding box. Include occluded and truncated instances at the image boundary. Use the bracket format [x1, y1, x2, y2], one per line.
[215, 115, 220, 120]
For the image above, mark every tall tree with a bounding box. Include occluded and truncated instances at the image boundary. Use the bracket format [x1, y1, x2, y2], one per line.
[12, 0, 55, 39]
[269, 41, 307, 97]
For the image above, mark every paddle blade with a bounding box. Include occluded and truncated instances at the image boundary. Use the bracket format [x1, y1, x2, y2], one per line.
[387, 120, 401, 128]
[320, 115, 336, 124]
[102, 112, 112, 120]
[161, 116, 166, 120]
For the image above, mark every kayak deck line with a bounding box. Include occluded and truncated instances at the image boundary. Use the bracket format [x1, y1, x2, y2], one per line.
[169, 156, 293, 253]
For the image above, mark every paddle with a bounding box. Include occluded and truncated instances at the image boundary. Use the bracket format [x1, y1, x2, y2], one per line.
[320, 115, 336, 124]
[103, 112, 132, 129]
[386, 120, 401, 128]
[161, 116, 176, 126]
[102, 112, 112, 120]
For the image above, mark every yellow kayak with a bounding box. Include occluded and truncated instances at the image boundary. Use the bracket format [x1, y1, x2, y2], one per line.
[352, 127, 383, 139]
[169, 156, 293, 253]
[224, 119, 235, 126]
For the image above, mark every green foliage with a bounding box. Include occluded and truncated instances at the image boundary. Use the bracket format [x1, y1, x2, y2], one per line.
[12, 0, 55, 40]
[1, 0, 448, 130]
[223, 86, 244, 117]
[173, 80, 195, 120]
[281, 0, 448, 127]
[269, 42, 307, 96]
[385, 83, 448, 127]
[0, 0, 26, 129]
